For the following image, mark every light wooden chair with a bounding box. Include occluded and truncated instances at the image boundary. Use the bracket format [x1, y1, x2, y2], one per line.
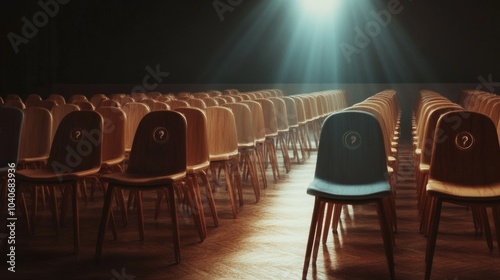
[206, 106, 242, 218]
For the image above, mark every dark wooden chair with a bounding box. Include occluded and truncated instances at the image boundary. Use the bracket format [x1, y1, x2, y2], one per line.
[95, 110, 187, 264]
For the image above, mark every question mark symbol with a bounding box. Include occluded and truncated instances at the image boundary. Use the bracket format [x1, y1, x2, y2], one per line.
[75, 130, 81, 139]
[351, 135, 356, 144]
[462, 135, 468, 147]
[159, 130, 165, 139]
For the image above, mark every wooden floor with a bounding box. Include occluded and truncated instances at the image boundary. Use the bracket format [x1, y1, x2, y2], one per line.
[2, 143, 500, 279]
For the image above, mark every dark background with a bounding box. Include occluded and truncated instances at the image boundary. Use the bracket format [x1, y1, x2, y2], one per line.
[1, 0, 500, 95]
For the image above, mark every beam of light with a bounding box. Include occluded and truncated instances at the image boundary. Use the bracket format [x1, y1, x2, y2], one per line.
[298, 0, 340, 19]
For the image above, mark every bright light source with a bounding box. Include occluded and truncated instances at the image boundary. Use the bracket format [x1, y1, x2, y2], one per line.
[299, 0, 339, 18]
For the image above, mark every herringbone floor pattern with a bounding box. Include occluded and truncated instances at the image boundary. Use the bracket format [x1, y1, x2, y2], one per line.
[2, 143, 500, 279]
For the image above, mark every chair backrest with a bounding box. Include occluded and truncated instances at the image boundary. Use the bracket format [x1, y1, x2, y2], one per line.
[175, 107, 210, 168]
[19, 107, 52, 161]
[75, 100, 95, 111]
[257, 98, 278, 137]
[126, 111, 186, 176]
[4, 99, 26, 110]
[47, 94, 66, 105]
[315, 110, 388, 184]
[429, 111, 500, 185]
[0, 107, 24, 170]
[25, 94, 42, 108]
[48, 111, 103, 174]
[168, 99, 190, 110]
[50, 104, 81, 143]
[268, 97, 289, 132]
[35, 99, 58, 111]
[96, 106, 126, 165]
[223, 103, 255, 147]
[241, 100, 266, 142]
[122, 102, 151, 152]
[205, 107, 239, 159]
[282, 97, 298, 127]
[186, 98, 207, 110]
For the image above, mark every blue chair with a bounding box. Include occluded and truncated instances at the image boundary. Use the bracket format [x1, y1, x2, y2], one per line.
[302, 110, 395, 280]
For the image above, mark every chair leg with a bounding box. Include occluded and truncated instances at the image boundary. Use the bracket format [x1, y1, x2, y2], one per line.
[312, 201, 326, 264]
[332, 204, 343, 234]
[302, 197, 321, 280]
[167, 185, 181, 264]
[136, 191, 144, 241]
[95, 184, 115, 260]
[425, 197, 443, 280]
[223, 162, 238, 219]
[492, 206, 500, 255]
[321, 202, 334, 244]
[376, 199, 395, 280]
[478, 207, 493, 250]
[72, 181, 80, 254]
[200, 170, 219, 227]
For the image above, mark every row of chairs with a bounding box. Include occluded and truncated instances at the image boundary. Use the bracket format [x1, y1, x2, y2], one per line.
[412, 89, 500, 280]
[0, 89, 349, 265]
[303, 89, 401, 280]
[459, 89, 500, 140]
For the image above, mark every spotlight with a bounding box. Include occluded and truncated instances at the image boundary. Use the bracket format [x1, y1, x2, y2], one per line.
[299, 0, 339, 18]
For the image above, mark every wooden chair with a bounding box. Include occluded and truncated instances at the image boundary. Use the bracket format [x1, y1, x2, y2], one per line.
[269, 97, 291, 173]
[47, 93, 66, 105]
[35, 99, 58, 111]
[303, 110, 395, 280]
[241, 100, 268, 189]
[224, 103, 261, 203]
[18, 107, 53, 169]
[206, 106, 242, 218]
[257, 98, 281, 182]
[175, 107, 219, 235]
[424, 111, 500, 280]
[122, 102, 150, 154]
[51, 104, 80, 144]
[17, 111, 105, 253]
[96, 110, 187, 264]
[25, 94, 42, 108]
[282, 97, 306, 163]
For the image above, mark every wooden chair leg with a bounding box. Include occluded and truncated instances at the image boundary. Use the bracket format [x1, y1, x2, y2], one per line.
[167, 185, 181, 264]
[492, 206, 500, 255]
[95, 184, 115, 260]
[302, 197, 321, 280]
[425, 197, 443, 280]
[72, 181, 80, 254]
[376, 199, 395, 280]
[200, 170, 219, 227]
[136, 190, 144, 241]
[321, 202, 334, 244]
[223, 162, 238, 219]
[312, 201, 326, 264]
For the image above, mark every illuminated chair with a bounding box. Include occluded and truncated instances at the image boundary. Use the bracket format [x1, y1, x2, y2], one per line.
[268, 97, 291, 173]
[303, 110, 395, 280]
[224, 103, 261, 202]
[424, 111, 500, 280]
[96, 110, 187, 263]
[206, 106, 242, 218]
[25, 94, 42, 108]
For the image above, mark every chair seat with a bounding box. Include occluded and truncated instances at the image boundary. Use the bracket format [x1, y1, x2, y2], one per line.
[19, 155, 49, 163]
[209, 151, 238, 162]
[102, 156, 126, 167]
[101, 171, 186, 186]
[17, 167, 101, 182]
[427, 179, 500, 198]
[307, 178, 391, 200]
[418, 162, 429, 173]
[187, 161, 210, 173]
